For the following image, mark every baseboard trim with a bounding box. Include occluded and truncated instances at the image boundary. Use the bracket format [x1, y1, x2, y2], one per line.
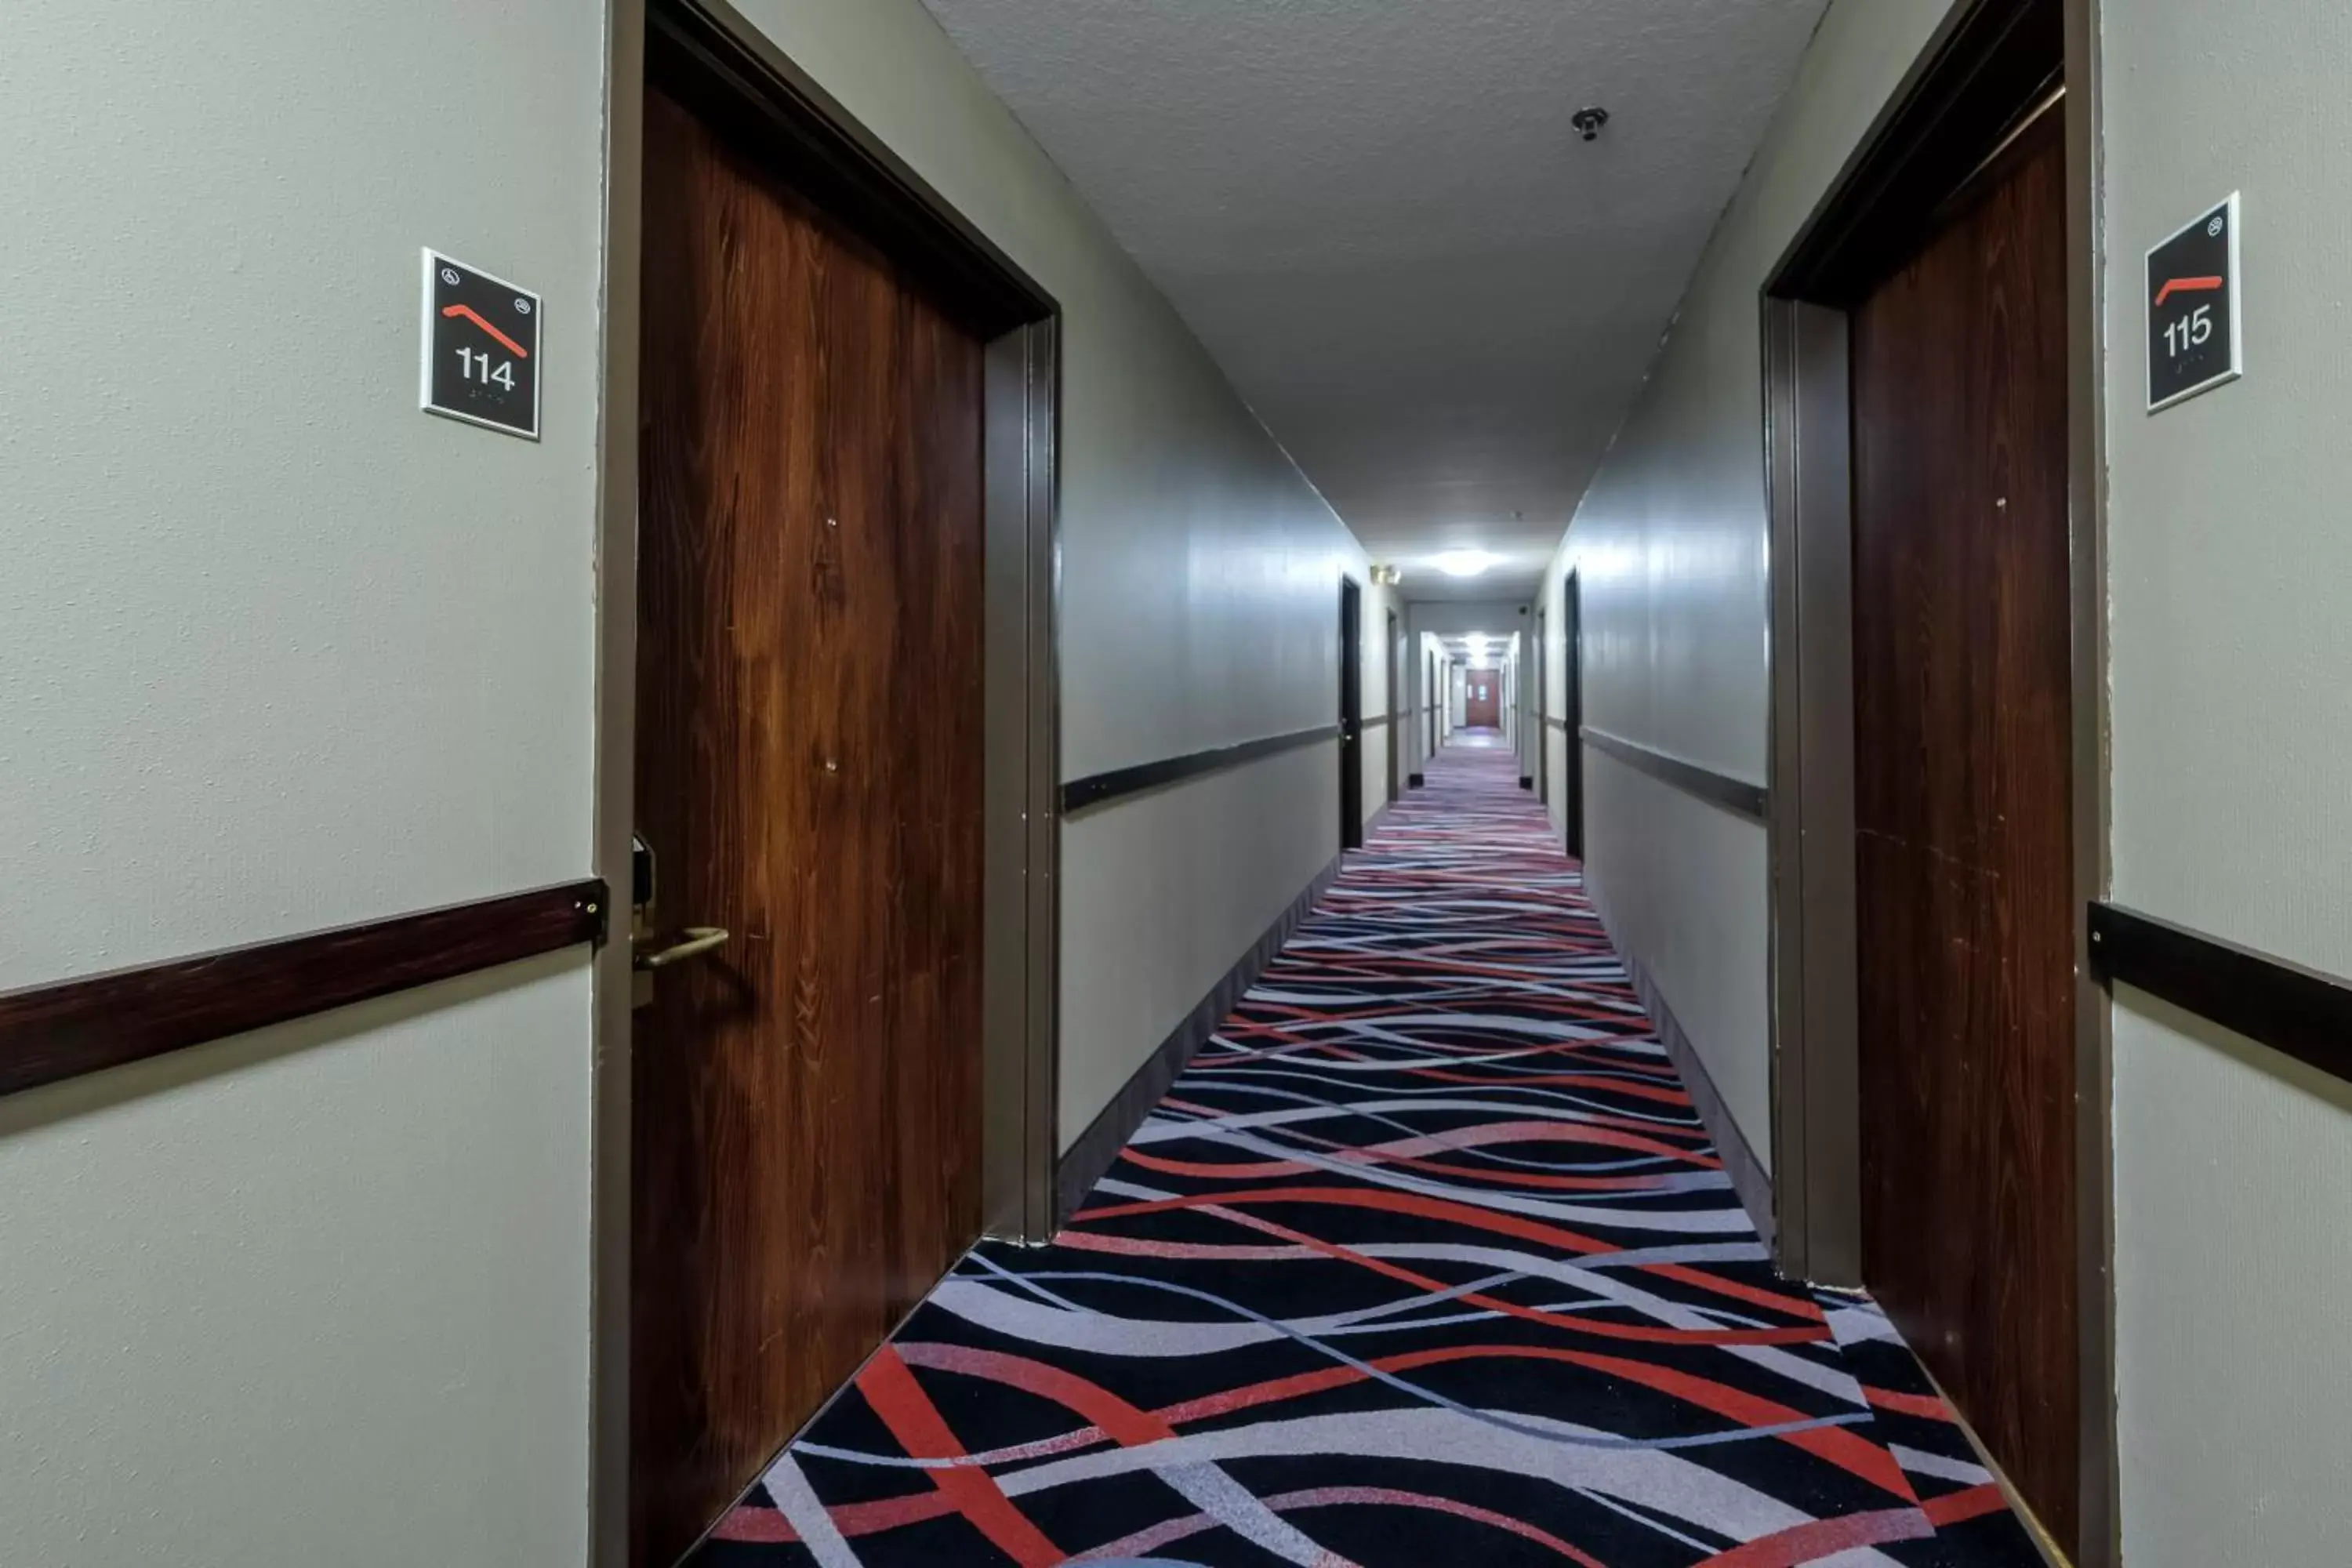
[1054, 854, 1344, 1222]
[1582, 867, 1776, 1249]
[1915, 1360, 2076, 1568]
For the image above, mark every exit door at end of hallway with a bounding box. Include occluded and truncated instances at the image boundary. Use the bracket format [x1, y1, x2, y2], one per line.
[1465, 667, 1501, 728]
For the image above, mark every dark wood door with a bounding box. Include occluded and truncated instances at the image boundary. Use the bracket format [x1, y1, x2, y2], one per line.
[1563, 573, 1584, 858]
[1339, 579, 1363, 849]
[1465, 667, 1501, 728]
[1850, 118, 2075, 1543]
[633, 85, 987, 1566]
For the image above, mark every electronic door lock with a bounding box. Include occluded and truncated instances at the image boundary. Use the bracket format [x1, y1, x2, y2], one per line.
[629, 835, 731, 1007]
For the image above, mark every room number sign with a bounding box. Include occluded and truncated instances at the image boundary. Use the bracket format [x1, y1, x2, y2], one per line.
[420, 249, 542, 439]
[2146, 194, 2241, 412]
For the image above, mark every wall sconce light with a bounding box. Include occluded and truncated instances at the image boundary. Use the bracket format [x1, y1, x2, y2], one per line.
[1371, 564, 1403, 586]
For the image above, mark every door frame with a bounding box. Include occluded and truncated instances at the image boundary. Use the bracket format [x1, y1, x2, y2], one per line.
[1535, 608, 1549, 803]
[1385, 610, 1402, 803]
[1338, 575, 1364, 850]
[1425, 648, 1436, 767]
[593, 2, 1064, 1559]
[1759, 0, 2110, 1561]
[1562, 572, 1584, 859]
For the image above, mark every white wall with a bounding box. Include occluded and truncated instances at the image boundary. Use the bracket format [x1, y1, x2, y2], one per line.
[2101, 2, 2352, 1559]
[1534, 0, 1965, 1171]
[0, 1, 607, 1562]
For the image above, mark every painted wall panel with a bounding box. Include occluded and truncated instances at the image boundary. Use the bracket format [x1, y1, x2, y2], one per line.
[1059, 745, 1335, 1148]
[1532, 0, 1963, 1167]
[1581, 752, 1773, 1170]
[0, 2, 605, 1559]
[2102, 2, 2352, 1559]
[0, 965, 592, 1567]
[2110, 1002, 2352, 1566]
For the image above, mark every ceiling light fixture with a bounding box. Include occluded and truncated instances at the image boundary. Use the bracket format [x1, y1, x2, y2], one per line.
[1433, 550, 1499, 579]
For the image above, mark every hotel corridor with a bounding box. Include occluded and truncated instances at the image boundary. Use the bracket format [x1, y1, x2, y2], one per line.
[692, 744, 2045, 1567]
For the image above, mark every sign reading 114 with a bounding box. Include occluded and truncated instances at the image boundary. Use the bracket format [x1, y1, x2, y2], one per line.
[421, 249, 542, 440]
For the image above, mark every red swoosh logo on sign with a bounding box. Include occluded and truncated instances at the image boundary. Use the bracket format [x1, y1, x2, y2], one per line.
[2154, 275, 2223, 307]
[441, 303, 528, 358]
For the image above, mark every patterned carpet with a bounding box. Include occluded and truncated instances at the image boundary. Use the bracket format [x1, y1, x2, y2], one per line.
[692, 741, 2046, 1566]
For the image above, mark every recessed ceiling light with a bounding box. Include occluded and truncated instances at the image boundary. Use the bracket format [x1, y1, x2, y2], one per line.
[1434, 550, 1499, 579]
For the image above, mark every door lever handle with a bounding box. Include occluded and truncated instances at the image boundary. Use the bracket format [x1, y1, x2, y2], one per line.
[633, 927, 731, 971]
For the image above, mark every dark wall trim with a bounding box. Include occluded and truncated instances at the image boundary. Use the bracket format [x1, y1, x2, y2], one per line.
[651, 0, 1054, 338]
[1769, 0, 2065, 306]
[1057, 854, 1341, 1220]
[1581, 727, 1769, 824]
[2089, 903, 2352, 1086]
[1061, 725, 1340, 816]
[0, 881, 609, 1100]
[1586, 865, 1774, 1247]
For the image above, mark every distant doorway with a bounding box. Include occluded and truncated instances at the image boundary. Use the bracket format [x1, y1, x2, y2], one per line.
[1386, 611, 1403, 803]
[1465, 668, 1500, 730]
[1563, 573, 1584, 858]
[1339, 576, 1363, 850]
[1536, 608, 1550, 804]
[1425, 652, 1439, 760]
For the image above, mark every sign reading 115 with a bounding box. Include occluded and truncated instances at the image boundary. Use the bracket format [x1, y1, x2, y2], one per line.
[2144, 194, 2240, 413]
[2161, 301, 2216, 360]
[421, 249, 543, 440]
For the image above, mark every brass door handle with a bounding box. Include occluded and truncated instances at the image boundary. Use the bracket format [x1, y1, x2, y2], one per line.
[633, 927, 731, 971]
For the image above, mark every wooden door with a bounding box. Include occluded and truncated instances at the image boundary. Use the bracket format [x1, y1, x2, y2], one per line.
[1563, 574, 1584, 858]
[1850, 117, 2075, 1542]
[1465, 668, 1501, 728]
[1339, 579, 1363, 848]
[632, 85, 988, 1566]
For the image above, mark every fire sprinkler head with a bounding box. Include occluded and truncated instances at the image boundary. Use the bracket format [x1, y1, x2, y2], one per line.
[1572, 106, 1610, 143]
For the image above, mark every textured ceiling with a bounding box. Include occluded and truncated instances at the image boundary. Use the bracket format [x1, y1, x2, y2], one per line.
[920, 0, 1831, 601]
